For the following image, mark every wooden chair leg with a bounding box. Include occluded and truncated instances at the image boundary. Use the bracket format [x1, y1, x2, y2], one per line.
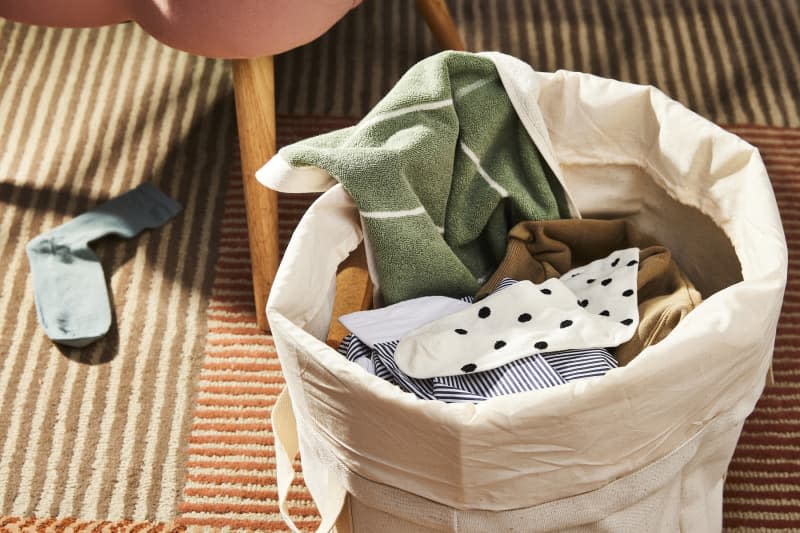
[232, 56, 278, 331]
[415, 0, 465, 51]
[326, 242, 373, 350]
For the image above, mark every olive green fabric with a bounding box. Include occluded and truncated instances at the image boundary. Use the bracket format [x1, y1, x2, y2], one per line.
[278, 51, 570, 304]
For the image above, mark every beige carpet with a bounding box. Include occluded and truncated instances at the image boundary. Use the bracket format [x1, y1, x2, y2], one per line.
[0, 18, 235, 528]
[0, 1, 798, 531]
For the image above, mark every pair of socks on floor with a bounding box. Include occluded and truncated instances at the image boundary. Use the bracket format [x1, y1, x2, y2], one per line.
[26, 183, 182, 347]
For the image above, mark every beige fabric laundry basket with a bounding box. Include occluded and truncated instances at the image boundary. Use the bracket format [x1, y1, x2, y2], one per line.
[263, 53, 787, 532]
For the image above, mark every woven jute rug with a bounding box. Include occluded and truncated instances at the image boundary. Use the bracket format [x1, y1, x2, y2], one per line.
[1, 1, 798, 531]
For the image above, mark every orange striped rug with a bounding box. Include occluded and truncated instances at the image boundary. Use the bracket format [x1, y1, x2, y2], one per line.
[171, 120, 800, 531]
[723, 125, 800, 531]
[173, 118, 349, 531]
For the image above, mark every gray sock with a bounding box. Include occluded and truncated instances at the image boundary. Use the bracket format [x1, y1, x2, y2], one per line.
[26, 182, 182, 347]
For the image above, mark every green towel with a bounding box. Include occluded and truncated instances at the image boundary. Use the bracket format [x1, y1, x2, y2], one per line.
[278, 51, 570, 304]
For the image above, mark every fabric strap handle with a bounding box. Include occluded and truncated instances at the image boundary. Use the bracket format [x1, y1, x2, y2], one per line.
[272, 388, 347, 533]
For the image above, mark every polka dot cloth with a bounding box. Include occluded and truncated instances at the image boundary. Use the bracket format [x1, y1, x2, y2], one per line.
[394, 248, 640, 379]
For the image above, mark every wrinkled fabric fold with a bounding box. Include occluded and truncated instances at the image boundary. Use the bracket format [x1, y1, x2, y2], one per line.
[478, 219, 703, 365]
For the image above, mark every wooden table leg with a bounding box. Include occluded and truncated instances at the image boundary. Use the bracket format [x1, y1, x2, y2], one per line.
[415, 0, 465, 51]
[232, 56, 278, 331]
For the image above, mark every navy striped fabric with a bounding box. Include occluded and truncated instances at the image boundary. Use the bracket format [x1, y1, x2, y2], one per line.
[339, 335, 617, 403]
[337, 278, 619, 403]
[433, 352, 566, 401]
[541, 349, 619, 382]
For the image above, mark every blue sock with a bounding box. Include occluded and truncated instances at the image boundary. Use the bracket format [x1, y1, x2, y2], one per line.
[26, 182, 182, 347]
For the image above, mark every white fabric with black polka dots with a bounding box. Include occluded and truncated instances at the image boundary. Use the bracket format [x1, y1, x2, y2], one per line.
[395, 248, 640, 379]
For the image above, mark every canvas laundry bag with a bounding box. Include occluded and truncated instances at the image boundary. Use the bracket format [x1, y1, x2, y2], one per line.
[261, 52, 787, 532]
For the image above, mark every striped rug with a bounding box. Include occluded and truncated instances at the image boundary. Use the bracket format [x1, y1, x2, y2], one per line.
[0, 18, 235, 531]
[723, 125, 800, 531]
[175, 152, 321, 532]
[275, 0, 800, 127]
[1, 0, 799, 531]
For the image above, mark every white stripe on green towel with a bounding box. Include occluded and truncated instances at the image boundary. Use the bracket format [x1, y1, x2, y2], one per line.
[459, 141, 510, 197]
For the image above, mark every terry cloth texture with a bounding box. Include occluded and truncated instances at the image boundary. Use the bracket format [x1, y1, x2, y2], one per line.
[274, 51, 571, 304]
[479, 219, 703, 366]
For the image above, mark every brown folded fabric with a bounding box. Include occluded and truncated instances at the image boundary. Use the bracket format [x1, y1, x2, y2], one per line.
[478, 219, 702, 365]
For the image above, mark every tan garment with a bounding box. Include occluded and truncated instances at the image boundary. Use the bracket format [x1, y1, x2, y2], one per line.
[478, 219, 702, 365]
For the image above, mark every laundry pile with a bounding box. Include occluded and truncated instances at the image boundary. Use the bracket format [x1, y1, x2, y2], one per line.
[337, 218, 701, 403]
[260, 51, 703, 403]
